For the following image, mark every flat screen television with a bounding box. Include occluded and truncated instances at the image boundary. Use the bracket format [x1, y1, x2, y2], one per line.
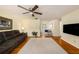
[63, 23, 79, 36]
[45, 30, 48, 32]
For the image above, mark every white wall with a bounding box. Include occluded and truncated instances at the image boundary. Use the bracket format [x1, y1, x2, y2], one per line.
[0, 6, 41, 37]
[52, 19, 60, 36]
[61, 9, 79, 48]
[18, 18, 40, 36]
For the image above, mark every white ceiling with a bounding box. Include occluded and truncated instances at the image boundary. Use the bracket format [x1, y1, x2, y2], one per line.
[0, 5, 79, 21]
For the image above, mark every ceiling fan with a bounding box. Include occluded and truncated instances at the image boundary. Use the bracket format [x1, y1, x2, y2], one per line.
[17, 5, 42, 17]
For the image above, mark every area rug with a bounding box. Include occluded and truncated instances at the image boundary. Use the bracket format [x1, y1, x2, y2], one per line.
[18, 38, 67, 54]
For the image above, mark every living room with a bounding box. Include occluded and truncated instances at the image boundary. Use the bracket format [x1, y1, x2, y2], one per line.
[0, 5, 79, 54]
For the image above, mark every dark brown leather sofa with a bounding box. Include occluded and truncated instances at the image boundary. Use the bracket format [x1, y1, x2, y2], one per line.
[0, 30, 27, 54]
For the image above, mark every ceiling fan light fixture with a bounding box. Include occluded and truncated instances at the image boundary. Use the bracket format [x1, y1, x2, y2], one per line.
[29, 12, 33, 14]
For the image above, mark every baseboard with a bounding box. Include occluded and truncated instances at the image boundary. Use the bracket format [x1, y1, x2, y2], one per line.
[28, 36, 41, 38]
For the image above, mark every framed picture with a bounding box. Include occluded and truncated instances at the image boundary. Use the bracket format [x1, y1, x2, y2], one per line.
[0, 16, 12, 30]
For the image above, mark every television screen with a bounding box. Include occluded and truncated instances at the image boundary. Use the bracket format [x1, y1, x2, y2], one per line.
[63, 23, 79, 36]
[45, 30, 48, 32]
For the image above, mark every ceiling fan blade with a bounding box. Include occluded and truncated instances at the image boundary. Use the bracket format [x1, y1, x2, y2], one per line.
[22, 12, 30, 14]
[17, 5, 30, 11]
[34, 12, 42, 15]
[31, 5, 38, 12]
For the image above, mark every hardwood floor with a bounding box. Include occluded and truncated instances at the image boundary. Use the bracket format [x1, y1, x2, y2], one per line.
[11, 36, 79, 54]
[11, 37, 29, 54]
[52, 36, 79, 54]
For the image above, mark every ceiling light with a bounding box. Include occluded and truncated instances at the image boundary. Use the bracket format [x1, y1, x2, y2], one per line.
[29, 12, 33, 14]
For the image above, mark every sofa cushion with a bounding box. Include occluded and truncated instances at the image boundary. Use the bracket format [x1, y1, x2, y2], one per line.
[0, 47, 8, 53]
[3, 31, 14, 40]
[0, 32, 5, 44]
[16, 35, 26, 43]
[13, 30, 20, 35]
[0, 38, 17, 53]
